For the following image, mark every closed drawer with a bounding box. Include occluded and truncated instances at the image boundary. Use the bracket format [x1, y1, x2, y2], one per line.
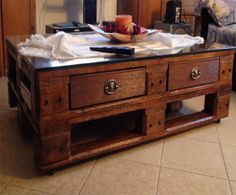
[70, 68, 146, 109]
[168, 58, 219, 90]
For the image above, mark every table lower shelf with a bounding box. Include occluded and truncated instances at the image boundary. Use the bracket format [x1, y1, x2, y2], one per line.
[35, 109, 221, 173]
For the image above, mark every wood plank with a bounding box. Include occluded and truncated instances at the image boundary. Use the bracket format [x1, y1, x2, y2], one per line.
[117, 0, 162, 28]
[0, 1, 3, 76]
[117, 0, 139, 24]
[138, 0, 162, 28]
[1, 0, 36, 75]
[70, 68, 146, 109]
[166, 112, 214, 132]
[6, 34, 234, 173]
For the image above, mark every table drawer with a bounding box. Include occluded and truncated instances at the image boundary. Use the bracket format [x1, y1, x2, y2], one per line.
[168, 58, 219, 90]
[70, 68, 146, 109]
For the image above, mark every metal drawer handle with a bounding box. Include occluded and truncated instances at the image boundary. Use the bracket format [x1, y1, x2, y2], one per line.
[104, 79, 119, 95]
[191, 67, 201, 80]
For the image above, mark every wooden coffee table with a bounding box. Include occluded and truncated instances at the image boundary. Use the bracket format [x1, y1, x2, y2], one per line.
[6, 35, 235, 174]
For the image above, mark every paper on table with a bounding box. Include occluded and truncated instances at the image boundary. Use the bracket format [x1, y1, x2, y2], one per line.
[18, 31, 204, 60]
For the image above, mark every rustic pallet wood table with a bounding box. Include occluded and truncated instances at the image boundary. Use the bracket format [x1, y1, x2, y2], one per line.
[6, 35, 235, 173]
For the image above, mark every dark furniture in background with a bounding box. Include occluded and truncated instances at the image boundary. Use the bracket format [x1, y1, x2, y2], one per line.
[117, 0, 201, 35]
[0, 0, 35, 76]
[45, 24, 92, 34]
[154, 20, 191, 35]
[161, 0, 201, 36]
[117, 0, 162, 28]
[83, 0, 97, 24]
[200, 8, 215, 40]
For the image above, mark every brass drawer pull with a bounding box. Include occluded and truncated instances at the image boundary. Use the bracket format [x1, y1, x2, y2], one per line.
[104, 79, 119, 95]
[191, 67, 201, 80]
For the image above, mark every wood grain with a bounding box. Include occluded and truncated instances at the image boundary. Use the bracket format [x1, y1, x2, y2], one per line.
[117, 0, 162, 28]
[117, 0, 139, 24]
[70, 68, 146, 109]
[0, 1, 3, 76]
[6, 35, 234, 173]
[1, 0, 35, 76]
[168, 58, 219, 90]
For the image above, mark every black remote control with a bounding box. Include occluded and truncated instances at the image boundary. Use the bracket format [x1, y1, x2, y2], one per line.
[90, 46, 135, 55]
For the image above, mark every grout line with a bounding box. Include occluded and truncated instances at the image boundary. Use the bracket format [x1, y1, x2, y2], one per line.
[4, 166, 56, 195]
[177, 135, 219, 144]
[156, 138, 165, 195]
[4, 183, 55, 195]
[161, 165, 229, 181]
[0, 183, 8, 193]
[162, 124, 221, 145]
[216, 125, 234, 195]
[0, 163, 21, 188]
[114, 157, 159, 167]
[220, 142, 236, 147]
[78, 160, 97, 195]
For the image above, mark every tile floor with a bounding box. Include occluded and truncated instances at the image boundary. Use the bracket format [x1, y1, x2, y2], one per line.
[0, 76, 236, 195]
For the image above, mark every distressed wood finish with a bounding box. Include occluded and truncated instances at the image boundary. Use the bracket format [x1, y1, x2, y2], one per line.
[168, 58, 219, 90]
[70, 68, 146, 109]
[6, 36, 234, 173]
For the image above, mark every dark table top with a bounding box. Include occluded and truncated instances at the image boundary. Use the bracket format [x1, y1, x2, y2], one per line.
[6, 34, 236, 71]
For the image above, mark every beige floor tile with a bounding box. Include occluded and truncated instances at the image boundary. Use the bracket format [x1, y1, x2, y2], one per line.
[0, 153, 33, 184]
[221, 144, 236, 180]
[231, 103, 236, 110]
[80, 157, 159, 195]
[0, 184, 52, 195]
[0, 110, 17, 131]
[230, 92, 236, 104]
[0, 128, 34, 183]
[179, 124, 219, 143]
[0, 145, 33, 183]
[0, 120, 27, 146]
[10, 159, 95, 195]
[161, 137, 227, 178]
[231, 181, 236, 195]
[182, 96, 205, 113]
[110, 140, 163, 165]
[157, 167, 231, 195]
[223, 102, 236, 123]
[0, 97, 9, 110]
[217, 121, 236, 146]
[0, 140, 33, 165]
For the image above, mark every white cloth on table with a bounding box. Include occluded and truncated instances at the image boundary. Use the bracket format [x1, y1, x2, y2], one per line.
[18, 31, 204, 60]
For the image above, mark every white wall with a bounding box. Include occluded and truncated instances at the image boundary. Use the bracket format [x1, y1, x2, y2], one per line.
[36, 0, 117, 33]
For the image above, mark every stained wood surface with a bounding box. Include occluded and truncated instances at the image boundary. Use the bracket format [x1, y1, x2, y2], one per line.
[70, 68, 146, 109]
[138, 0, 162, 28]
[0, 0, 35, 76]
[168, 58, 219, 90]
[0, 2, 3, 76]
[117, 0, 139, 24]
[117, 0, 162, 28]
[6, 35, 234, 172]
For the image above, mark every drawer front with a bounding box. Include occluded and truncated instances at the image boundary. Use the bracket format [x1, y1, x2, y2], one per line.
[168, 58, 219, 90]
[70, 68, 146, 109]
